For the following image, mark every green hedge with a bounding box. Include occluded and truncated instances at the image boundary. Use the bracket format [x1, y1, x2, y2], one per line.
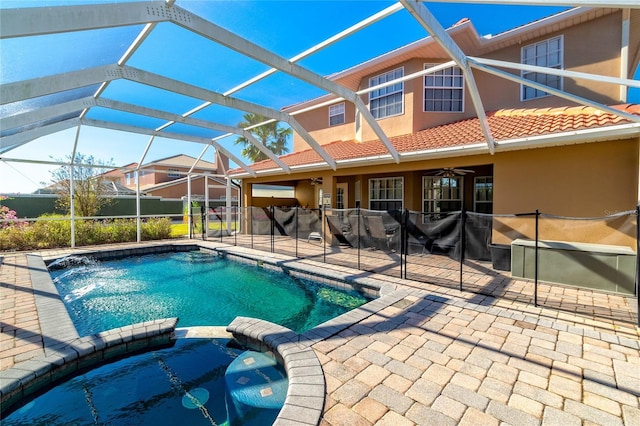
[0, 215, 174, 251]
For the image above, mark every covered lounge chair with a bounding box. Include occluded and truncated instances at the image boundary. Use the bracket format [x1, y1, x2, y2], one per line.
[364, 215, 396, 251]
[325, 215, 352, 247]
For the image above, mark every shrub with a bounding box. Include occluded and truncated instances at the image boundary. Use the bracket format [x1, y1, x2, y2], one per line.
[142, 217, 172, 240]
[108, 219, 137, 243]
[0, 225, 30, 251]
[0, 215, 175, 252]
[31, 215, 71, 248]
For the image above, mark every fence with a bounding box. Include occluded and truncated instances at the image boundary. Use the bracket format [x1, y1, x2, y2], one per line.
[203, 206, 639, 327]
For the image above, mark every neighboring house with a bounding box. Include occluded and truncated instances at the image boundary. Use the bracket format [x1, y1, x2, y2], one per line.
[34, 179, 138, 196]
[103, 154, 239, 203]
[229, 7, 639, 222]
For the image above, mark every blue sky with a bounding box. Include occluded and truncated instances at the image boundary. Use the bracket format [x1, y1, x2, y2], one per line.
[1, 1, 638, 193]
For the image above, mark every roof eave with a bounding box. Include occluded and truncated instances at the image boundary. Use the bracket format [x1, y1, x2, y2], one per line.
[494, 123, 640, 152]
[230, 123, 640, 179]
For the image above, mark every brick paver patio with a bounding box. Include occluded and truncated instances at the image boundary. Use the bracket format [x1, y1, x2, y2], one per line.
[1, 239, 638, 424]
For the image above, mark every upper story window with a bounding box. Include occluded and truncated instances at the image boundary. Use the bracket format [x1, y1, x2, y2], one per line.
[424, 64, 464, 112]
[369, 68, 404, 119]
[521, 36, 563, 101]
[329, 102, 345, 126]
[369, 177, 403, 210]
[167, 168, 180, 178]
[125, 173, 131, 185]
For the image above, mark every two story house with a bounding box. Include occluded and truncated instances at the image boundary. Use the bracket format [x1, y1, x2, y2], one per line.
[229, 7, 639, 225]
[104, 154, 239, 203]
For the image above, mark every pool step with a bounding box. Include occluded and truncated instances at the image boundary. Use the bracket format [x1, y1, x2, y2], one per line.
[224, 350, 288, 425]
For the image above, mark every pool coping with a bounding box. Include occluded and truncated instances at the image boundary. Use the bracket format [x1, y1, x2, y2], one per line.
[1, 242, 409, 424]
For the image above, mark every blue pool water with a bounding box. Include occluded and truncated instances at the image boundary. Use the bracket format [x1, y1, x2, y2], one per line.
[50, 251, 369, 335]
[3, 338, 286, 426]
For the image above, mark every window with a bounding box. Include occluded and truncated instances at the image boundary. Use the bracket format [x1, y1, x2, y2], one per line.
[336, 186, 345, 209]
[252, 185, 295, 198]
[369, 177, 403, 210]
[125, 173, 131, 185]
[474, 176, 493, 214]
[329, 102, 345, 126]
[423, 176, 462, 214]
[424, 64, 464, 112]
[521, 36, 563, 100]
[369, 68, 404, 119]
[167, 168, 180, 178]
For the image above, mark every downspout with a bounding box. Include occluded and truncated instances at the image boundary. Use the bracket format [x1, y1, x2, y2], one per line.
[620, 9, 630, 103]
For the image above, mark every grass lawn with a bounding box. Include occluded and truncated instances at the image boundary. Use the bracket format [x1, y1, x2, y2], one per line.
[170, 223, 189, 237]
[170, 221, 238, 237]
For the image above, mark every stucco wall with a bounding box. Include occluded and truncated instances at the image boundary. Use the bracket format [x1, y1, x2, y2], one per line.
[291, 11, 632, 151]
[242, 137, 639, 247]
[493, 139, 638, 216]
[491, 138, 638, 248]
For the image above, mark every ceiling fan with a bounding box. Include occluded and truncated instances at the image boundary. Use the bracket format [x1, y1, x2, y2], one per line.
[435, 167, 475, 178]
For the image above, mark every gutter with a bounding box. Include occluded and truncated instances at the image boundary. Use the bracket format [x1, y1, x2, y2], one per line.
[493, 123, 640, 152]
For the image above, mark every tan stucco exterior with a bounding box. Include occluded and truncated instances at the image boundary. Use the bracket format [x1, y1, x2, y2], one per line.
[238, 9, 639, 249]
[290, 10, 637, 151]
[241, 136, 639, 249]
[493, 139, 638, 216]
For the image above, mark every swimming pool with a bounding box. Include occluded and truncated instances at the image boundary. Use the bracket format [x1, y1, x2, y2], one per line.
[3, 337, 287, 426]
[50, 250, 370, 335]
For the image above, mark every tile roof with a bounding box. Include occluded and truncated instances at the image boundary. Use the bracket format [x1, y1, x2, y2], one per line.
[236, 104, 640, 174]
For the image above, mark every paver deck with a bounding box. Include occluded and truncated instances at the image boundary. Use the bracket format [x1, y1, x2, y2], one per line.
[1, 239, 639, 425]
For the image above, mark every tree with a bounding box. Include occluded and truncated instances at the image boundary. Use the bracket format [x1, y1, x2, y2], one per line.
[234, 113, 291, 162]
[47, 153, 116, 217]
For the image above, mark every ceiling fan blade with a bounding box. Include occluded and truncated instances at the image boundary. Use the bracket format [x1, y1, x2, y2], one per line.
[453, 168, 475, 175]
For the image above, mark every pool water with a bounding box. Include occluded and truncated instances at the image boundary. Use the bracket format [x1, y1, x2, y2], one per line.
[3, 338, 286, 426]
[50, 251, 369, 335]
